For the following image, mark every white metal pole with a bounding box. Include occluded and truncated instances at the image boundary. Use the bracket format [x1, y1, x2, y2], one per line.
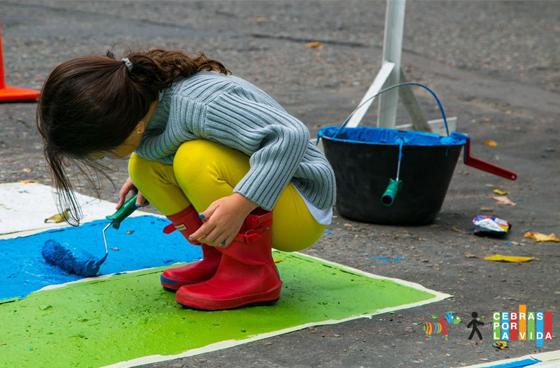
[346, 62, 394, 128]
[377, 0, 406, 128]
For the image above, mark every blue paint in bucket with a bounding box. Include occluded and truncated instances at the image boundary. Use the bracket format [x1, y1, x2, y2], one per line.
[318, 126, 467, 147]
[0, 215, 202, 302]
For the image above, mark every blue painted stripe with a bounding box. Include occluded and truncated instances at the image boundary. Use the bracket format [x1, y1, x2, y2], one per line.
[0, 215, 201, 301]
[483, 357, 541, 368]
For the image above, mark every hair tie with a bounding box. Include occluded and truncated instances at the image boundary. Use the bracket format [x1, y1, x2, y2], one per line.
[121, 57, 133, 72]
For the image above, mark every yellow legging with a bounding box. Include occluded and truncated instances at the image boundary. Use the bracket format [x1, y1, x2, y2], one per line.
[128, 139, 327, 252]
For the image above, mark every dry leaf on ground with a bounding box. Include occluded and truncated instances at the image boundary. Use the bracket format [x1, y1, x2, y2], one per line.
[44, 209, 70, 223]
[493, 188, 509, 196]
[305, 41, 324, 49]
[484, 255, 534, 263]
[492, 196, 516, 206]
[523, 232, 560, 243]
[251, 16, 267, 23]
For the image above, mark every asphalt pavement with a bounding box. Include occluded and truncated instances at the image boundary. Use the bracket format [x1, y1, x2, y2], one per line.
[1, 1, 559, 367]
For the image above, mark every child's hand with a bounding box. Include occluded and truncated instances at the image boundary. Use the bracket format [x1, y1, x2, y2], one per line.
[189, 193, 259, 247]
[116, 177, 148, 209]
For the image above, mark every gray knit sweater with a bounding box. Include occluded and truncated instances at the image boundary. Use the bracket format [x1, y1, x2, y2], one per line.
[135, 71, 336, 212]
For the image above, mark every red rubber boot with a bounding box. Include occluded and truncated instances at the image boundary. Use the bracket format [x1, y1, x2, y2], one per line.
[176, 208, 282, 310]
[160, 206, 221, 291]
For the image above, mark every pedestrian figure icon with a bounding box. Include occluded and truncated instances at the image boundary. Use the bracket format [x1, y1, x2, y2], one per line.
[467, 312, 484, 340]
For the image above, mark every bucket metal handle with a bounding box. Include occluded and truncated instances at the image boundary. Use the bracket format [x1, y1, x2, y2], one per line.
[316, 82, 451, 145]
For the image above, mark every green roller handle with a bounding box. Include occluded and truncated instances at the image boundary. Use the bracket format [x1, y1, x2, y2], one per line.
[106, 193, 139, 230]
[381, 178, 402, 207]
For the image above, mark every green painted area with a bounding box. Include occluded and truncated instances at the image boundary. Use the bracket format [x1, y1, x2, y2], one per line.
[0, 252, 437, 367]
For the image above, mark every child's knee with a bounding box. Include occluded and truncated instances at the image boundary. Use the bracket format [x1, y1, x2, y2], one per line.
[272, 223, 326, 252]
[173, 140, 217, 181]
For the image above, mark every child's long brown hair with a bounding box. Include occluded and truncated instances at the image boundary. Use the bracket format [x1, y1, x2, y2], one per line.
[36, 48, 230, 226]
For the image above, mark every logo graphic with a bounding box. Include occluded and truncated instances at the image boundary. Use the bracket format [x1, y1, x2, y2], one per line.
[493, 305, 553, 348]
[467, 312, 484, 340]
[423, 311, 461, 340]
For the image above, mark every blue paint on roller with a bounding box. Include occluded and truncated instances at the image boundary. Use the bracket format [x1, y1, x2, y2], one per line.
[0, 215, 202, 302]
[41, 240, 105, 277]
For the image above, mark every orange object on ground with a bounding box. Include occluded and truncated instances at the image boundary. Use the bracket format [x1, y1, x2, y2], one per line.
[0, 26, 40, 102]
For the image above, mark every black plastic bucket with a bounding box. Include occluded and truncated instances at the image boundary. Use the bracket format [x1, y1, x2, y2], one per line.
[316, 82, 516, 225]
[318, 126, 467, 225]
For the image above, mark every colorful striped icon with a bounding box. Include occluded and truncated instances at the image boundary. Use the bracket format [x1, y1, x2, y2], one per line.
[423, 312, 460, 339]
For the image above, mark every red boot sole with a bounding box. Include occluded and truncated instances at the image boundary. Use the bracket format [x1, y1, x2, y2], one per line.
[176, 285, 282, 311]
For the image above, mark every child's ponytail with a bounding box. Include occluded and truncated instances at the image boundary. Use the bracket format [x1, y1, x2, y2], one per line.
[117, 48, 230, 94]
[37, 48, 230, 226]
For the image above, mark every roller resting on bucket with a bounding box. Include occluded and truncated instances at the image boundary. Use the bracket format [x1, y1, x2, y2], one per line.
[36, 49, 333, 310]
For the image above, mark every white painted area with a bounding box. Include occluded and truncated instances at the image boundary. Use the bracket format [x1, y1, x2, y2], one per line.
[461, 349, 560, 367]
[0, 182, 148, 236]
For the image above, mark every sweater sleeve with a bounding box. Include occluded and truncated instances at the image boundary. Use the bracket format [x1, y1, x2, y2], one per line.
[202, 89, 310, 211]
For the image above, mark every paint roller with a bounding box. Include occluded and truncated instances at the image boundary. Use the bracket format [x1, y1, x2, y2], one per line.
[381, 139, 404, 206]
[41, 194, 139, 277]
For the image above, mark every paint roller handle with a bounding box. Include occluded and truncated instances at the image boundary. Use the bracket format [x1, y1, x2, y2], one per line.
[106, 193, 139, 230]
[381, 178, 402, 207]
